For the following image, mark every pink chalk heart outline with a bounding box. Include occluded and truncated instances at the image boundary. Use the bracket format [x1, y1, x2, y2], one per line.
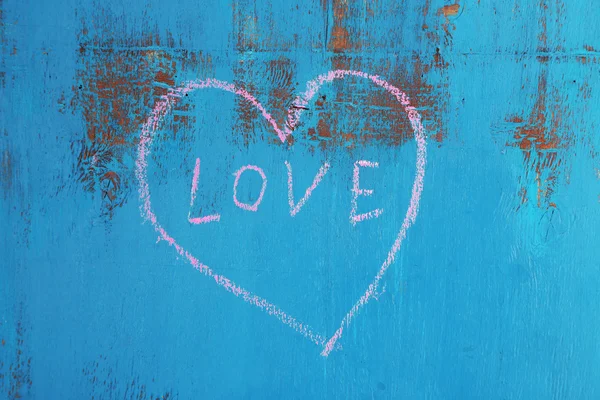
[136, 70, 427, 357]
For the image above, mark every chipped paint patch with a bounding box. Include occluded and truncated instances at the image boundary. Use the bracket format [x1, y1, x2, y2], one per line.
[72, 10, 213, 218]
[438, 4, 460, 18]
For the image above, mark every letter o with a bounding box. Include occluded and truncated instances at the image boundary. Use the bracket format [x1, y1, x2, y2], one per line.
[232, 165, 268, 212]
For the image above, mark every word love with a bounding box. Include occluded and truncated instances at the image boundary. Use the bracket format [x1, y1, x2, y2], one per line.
[188, 158, 384, 226]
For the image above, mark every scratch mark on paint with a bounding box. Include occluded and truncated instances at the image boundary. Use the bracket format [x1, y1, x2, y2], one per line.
[0, 142, 13, 199]
[0, 304, 33, 400]
[83, 354, 177, 399]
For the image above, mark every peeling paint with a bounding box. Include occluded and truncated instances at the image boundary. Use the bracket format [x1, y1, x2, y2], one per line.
[438, 4, 460, 18]
[72, 11, 213, 218]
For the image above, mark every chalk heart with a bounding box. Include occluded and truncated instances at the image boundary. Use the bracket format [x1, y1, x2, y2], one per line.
[136, 70, 427, 356]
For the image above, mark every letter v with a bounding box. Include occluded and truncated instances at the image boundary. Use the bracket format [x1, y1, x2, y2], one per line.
[285, 160, 330, 217]
[188, 158, 221, 224]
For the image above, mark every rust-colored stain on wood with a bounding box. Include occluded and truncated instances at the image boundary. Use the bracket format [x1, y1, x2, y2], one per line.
[72, 13, 213, 218]
[438, 4, 460, 17]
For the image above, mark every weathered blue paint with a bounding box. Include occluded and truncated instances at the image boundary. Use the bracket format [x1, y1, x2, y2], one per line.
[2, 0, 600, 398]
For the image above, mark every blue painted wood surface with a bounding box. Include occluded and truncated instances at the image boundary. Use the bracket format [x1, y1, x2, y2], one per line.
[2, 0, 600, 398]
